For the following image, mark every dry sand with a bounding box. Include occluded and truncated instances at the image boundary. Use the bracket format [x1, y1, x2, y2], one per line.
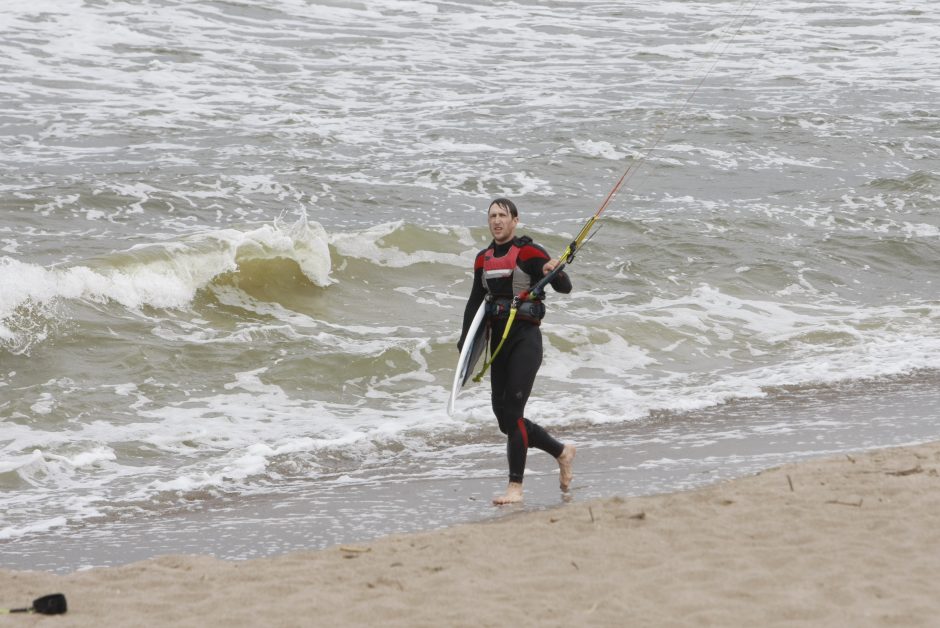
[3, 441, 940, 627]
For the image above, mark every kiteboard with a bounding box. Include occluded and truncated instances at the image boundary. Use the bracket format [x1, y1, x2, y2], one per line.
[447, 302, 487, 415]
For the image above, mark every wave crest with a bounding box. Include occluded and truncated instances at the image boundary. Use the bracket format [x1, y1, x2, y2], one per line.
[1, 216, 331, 355]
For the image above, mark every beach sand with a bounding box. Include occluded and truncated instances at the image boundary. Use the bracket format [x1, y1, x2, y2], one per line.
[3, 440, 939, 627]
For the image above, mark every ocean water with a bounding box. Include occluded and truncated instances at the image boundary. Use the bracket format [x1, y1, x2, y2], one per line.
[2, 0, 940, 569]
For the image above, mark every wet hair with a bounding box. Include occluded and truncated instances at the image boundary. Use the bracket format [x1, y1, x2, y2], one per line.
[488, 197, 518, 218]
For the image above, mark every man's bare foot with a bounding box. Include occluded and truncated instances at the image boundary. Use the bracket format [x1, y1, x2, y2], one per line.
[493, 482, 523, 505]
[558, 445, 576, 491]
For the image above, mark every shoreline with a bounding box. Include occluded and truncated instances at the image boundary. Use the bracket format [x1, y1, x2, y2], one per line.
[5, 372, 940, 576]
[3, 439, 940, 626]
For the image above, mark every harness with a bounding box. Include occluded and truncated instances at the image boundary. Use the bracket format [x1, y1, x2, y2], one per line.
[484, 297, 545, 324]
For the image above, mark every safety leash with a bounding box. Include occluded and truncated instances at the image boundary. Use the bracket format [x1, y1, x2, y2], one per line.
[471, 217, 599, 383]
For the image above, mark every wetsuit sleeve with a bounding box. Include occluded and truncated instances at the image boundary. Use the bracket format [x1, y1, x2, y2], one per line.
[549, 268, 572, 294]
[458, 255, 486, 351]
[518, 242, 573, 295]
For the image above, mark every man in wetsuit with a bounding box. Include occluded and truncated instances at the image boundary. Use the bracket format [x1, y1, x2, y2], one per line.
[458, 197, 576, 505]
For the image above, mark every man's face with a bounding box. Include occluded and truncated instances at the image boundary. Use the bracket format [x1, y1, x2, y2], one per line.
[488, 203, 518, 244]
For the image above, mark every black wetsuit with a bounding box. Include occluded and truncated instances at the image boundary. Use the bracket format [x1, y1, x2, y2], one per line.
[458, 236, 572, 484]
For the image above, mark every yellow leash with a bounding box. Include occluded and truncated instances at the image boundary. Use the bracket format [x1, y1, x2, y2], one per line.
[472, 305, 517, 382]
